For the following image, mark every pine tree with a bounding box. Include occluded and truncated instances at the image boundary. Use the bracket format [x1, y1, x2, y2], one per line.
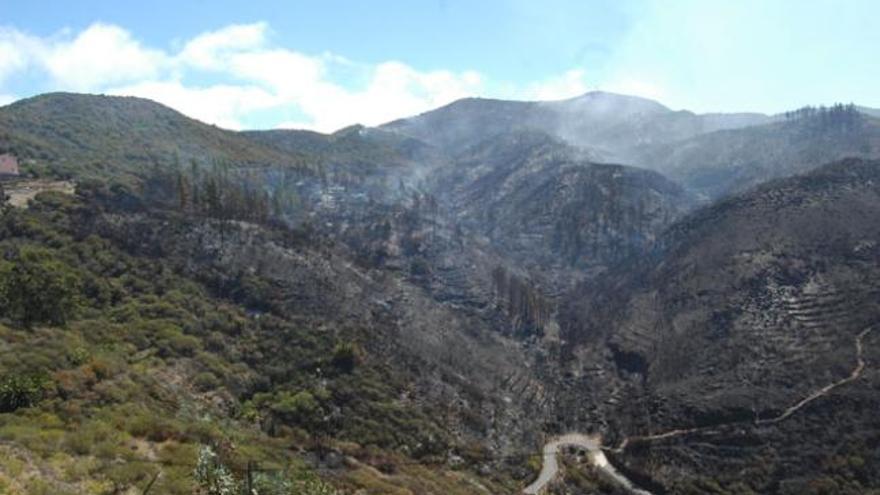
[177, 171, 190, 211]
[190, 159, 200, 210]
[204, 176, 220, 218]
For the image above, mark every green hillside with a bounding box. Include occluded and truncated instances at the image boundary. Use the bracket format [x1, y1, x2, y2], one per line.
[0, 93, 313, 182]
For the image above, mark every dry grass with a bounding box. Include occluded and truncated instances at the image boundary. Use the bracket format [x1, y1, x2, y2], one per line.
[4, 180, 75, 208]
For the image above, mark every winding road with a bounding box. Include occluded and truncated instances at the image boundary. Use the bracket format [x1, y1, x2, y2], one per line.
[522, 433, 652, 495]
[523, 326, 874, 494]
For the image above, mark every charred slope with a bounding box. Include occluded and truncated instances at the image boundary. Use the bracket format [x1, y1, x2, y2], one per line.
[381, 97, 553, 153]
[634, 107, 880, 199]
[430, 131, 694, 287]
[244, 125, 447, 205]
[543, 93, 770, 157]
[244, 124, 443, 178]
[561, 158, 880, 493]
[90, 188, 546, 453]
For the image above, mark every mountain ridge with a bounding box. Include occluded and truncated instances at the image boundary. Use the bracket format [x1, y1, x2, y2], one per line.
[380, 91, 776, 160]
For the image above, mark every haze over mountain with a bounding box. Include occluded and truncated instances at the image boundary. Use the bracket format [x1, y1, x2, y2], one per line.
[1, 89, 880, 495]
[385, 91, 880, 201]
[382, 91, 774, 161]
[633, 105, 880, 199]
[425, 129, 694, 287]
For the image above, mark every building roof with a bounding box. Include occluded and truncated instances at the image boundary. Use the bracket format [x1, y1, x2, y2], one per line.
[0, 153, 19, 175]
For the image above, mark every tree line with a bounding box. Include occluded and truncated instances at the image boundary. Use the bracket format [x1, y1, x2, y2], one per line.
[783, 103, 862, 132]
[145, 157, 304, 227]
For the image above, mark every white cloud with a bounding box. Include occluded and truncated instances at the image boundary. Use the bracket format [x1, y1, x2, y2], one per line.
[519, 68, 668, 104]
[601, 78, 666, 102]
[228, 48, 327, 97]
[0, 21, 599, 131]
[43, 23, 166, 91]
[162, 23, 485, 131]
[124, 22, 483, 131]
[0, 28, 35, 83]
[107, 80, 277, 130]
[290, 62, 483, 131]
[177, 22, 269, 71]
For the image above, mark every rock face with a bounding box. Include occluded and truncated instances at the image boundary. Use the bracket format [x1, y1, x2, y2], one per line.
[560, 158, 880, 492]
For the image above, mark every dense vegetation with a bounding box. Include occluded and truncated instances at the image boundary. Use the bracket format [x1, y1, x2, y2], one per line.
[0, 181, 529, 493]
[0, 93, 312, 183]
[0, 190, 321, 493]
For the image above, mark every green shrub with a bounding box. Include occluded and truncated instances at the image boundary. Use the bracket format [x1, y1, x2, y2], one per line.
[104, 462, 158, 492]
[271, 390, 323, 427]
[0, 245, 82, 327]
[193, 371, 220, 392]
[125, 411, 182, 442]
[66, 346, 90, 366]
[25, 478, 78, 495]
[331, 342, 363, 373]
[158, 441, 198, 467]
[61, 420, 124, 458]
[158, 331, 200, 358]
[0, 373, 50, 412]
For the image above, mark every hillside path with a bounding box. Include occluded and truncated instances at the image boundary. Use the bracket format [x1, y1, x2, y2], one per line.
[614, 326, 874, 451]
[756, 326, 873, 424]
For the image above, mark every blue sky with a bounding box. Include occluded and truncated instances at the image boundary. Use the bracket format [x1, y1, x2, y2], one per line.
[1, 0, 878, 131]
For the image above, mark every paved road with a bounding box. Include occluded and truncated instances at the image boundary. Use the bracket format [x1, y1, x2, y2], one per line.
[522, 433, 652, 494]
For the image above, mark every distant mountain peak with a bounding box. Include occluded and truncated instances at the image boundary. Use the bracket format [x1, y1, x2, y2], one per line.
[552, 90, 671, 116]
[379, 89, 768, 156]
[567, 89, 659, 102]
